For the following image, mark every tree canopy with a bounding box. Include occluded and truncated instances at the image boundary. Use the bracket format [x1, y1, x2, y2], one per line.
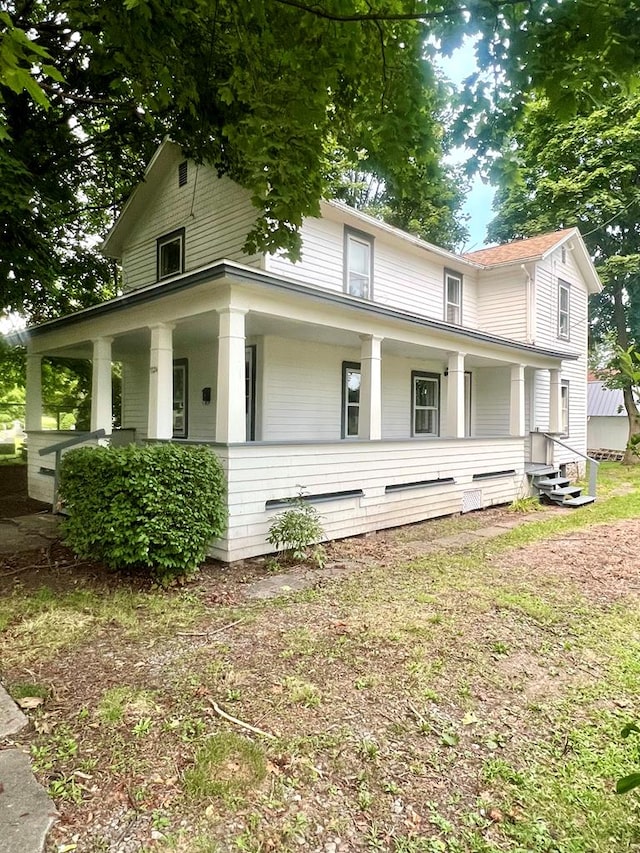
[488, 92, 640, 460]
[2, 0, 640, 323]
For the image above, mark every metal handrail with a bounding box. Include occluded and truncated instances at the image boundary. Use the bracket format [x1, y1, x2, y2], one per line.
[38, 428, 107, 512]
[543, 432, 599, 497]
[38, 428, 106, 457]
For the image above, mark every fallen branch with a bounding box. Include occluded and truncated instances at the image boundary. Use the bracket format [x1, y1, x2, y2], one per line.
[208, 699, 277, 740]
[177, 617, 244, 638]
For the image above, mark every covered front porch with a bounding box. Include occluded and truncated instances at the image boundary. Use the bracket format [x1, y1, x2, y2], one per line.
[21, 262, 574, 560]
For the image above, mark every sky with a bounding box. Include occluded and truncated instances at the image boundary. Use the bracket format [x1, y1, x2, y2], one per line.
[437, 38, 497, 251]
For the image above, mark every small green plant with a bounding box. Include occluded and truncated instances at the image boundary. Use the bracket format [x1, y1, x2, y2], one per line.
[508, 495, 542, 513]
[282, 676, 322, 707]
[266, 489, 325, 563]
[616, 722, 640, 794]
[132, 717, 153, 737]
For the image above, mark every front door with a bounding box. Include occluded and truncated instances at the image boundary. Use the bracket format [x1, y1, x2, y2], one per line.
[173, 358, 188, 437]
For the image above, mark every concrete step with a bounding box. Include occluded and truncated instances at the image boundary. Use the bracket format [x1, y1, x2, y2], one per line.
[563, 494, 596, 507]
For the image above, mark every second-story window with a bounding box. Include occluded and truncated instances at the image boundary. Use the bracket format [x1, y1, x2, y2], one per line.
[344, 228, 373, 299]
[444, 270, 463, 324]
[157, 228, 185, 280]
[558, 280, 570, 339]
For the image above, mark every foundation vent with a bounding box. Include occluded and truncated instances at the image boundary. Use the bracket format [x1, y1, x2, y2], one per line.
[461, 489, 482, 513]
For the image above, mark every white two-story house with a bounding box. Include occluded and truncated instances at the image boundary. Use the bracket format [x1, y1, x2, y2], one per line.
[19, 140, 601, 561]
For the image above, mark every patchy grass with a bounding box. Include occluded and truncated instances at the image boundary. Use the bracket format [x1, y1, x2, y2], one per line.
[1, 463, 640, 851]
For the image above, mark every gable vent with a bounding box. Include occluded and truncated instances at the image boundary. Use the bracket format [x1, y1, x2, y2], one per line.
[178, 160, 188, 187]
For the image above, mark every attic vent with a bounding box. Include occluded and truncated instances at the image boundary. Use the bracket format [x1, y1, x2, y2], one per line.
[178, 160, 188, 187]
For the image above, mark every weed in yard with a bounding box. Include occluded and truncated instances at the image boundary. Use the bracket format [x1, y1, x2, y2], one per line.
[183, 732, 267, 804]
[493, 590, 559, 625]
[358, 737, 380, 760]
[49, 776, 83, 804]
[490, 640, 510, 656]
[8, 681, 49, 701]
[96, 686, 157, 725]
[281, 676, 322, 707]
[132, 716, 153, 737]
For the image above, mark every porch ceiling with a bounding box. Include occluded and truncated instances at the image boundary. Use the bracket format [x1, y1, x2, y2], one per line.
[32, 308, 549, 370]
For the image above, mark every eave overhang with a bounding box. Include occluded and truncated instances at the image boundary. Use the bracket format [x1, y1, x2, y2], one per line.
[8, 260, 578, 363]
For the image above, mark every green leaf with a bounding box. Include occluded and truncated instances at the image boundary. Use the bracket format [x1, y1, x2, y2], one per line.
[616, 773, 640, 795]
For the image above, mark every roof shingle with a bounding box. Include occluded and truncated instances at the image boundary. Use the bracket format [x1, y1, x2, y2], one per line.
[464, 229, 576, 267]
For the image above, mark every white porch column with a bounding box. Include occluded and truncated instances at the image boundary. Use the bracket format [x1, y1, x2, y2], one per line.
[446, 351, 466, 438]
[510, 363, 526, 436]
[359, 334, 383, 440]
[25, 353, 43, 431]
[147, 323, 175, 440]
[216, 306, 247, 443]
[549, 368, 563, 433]
[91, 337, 113, 435]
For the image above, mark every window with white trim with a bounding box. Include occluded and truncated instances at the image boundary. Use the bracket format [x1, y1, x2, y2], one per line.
[561, 381, 569, 435]
[558, 280, 570, 340]
[157, 228, 185, 280]
[344, 229, 373, 299]
[412, 371, 440, 436]
[342, 362, 361, 438]
[445, 270, 463, 324]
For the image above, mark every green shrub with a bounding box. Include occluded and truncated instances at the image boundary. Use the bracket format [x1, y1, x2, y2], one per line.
[59, 443, 227, 581]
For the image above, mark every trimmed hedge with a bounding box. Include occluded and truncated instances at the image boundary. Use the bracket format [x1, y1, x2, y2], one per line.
[59, 443, 227, 581]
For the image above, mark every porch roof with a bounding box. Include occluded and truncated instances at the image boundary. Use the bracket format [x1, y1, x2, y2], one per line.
[12, 259, 577, 364]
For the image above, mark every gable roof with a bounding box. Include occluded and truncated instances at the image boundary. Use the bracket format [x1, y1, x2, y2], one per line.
[463, 227, 601, 295]
[464, 229, 576, 266]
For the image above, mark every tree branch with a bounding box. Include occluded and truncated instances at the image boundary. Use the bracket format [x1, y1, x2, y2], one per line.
[270, 0, 525, 24]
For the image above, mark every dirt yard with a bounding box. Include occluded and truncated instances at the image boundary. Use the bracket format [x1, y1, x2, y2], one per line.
[1, 463, 640, 853]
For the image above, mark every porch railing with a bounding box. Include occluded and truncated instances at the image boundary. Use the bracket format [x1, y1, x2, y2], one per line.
[543, 432, 599, 497]
[39, 428, 107, 511]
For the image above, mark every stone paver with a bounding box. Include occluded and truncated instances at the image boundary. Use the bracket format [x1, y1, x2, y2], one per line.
[0, 749, 57, 853]
[0, 687, 27, 739]
[0, 515, 59, 556]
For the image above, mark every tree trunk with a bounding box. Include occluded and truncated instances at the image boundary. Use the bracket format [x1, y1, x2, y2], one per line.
[622, 384, 640, 465]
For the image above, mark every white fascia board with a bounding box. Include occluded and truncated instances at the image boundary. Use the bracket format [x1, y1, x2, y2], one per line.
[321, 200, 481, 274]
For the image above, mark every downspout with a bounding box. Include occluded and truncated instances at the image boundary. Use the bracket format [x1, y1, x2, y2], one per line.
[521, 263, 534, 344]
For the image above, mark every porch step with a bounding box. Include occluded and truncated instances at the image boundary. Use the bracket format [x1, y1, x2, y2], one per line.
[526, 465, 558, 477]
[534, 476, 570, 489]
[543, 486, 582, 500]
[563, 494, 596, 507]
[528, 466, 596, 510]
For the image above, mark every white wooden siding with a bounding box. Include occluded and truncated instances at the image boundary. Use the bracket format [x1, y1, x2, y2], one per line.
[473, 368, 511, 436]
[210, 437, 527, 560]
[264, 214, 479, 328]
[121, 166, 262, 292]
[121, 360, 149, 440]
[476, 269, 527, 341]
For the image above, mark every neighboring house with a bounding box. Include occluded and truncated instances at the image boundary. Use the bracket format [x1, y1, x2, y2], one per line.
[17, 141, 602, 561]
[587, 378, 629, 451]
